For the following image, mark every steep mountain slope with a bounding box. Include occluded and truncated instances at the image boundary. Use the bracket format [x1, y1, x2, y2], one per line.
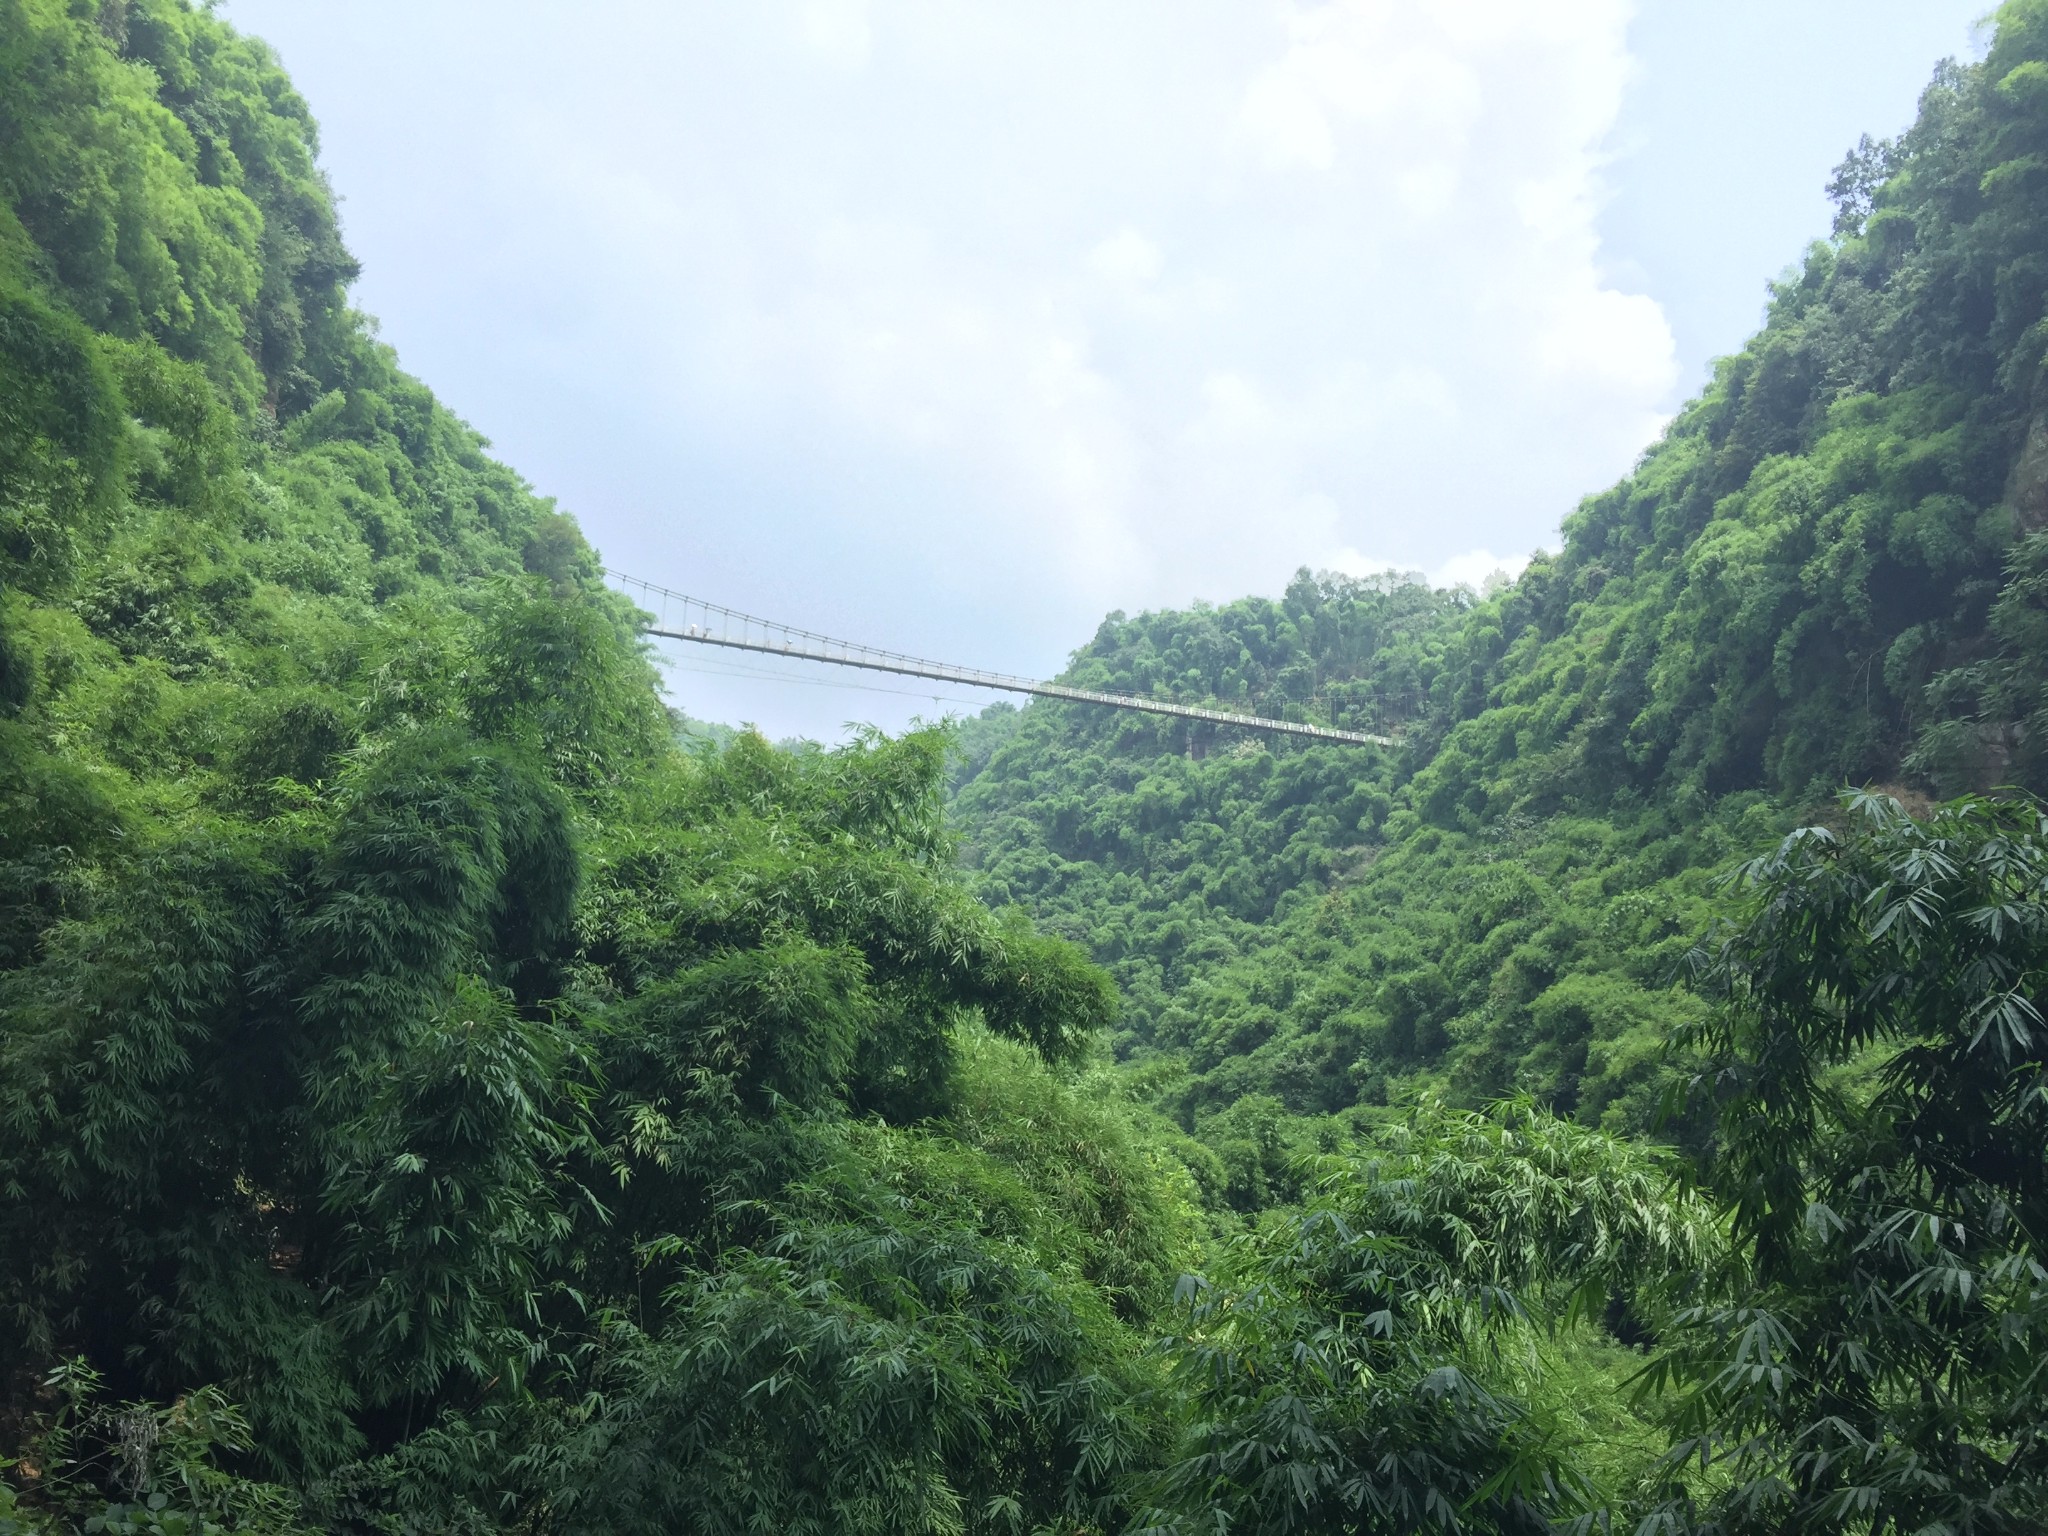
[952, 18, 2048, 1185]
[0, 4, 1186, 1529]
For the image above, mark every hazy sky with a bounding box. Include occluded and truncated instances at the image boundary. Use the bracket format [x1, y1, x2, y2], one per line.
[222, 0, 1986, 741]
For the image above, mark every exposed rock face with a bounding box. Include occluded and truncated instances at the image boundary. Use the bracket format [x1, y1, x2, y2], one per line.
[2009, 412, 2048, 532]
[1965, 720, 2024, 791]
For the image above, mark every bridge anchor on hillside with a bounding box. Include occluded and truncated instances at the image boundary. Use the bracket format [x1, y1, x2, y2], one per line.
[608, 569, 1395, 748]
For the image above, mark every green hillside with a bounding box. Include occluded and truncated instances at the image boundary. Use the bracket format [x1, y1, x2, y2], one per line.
[5, 1, 2048, 1532]
[0, 3, 1179, 1529]
[952, 33, 2048, 1188]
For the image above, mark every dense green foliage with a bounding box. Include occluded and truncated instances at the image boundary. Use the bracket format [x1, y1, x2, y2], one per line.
[0, 4, 1169, 1529]
[1645, 792, 2048, 1533]
[1134, 1101, 1720, 1536]
[8, 1, 2048, 1532]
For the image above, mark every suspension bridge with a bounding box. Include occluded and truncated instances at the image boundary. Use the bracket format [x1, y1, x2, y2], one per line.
[608, 570, 1395, 748]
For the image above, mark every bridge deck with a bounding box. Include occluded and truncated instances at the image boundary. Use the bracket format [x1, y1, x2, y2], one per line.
[614, 570, 1393, 748]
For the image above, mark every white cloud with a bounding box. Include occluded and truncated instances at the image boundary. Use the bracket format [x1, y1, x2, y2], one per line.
[1238, 0, 1487, 181]
[226, 0, 1678, 723]
[794, 0, 872, 68]
[1088, 228, 1164, 284]
[533, 0, 1674, 619]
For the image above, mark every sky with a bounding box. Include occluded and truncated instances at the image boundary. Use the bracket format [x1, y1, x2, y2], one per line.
[222, 0, 1988, 741]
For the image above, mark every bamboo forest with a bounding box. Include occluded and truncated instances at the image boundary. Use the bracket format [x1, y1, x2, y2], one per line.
[3, 1, 2048, 1532]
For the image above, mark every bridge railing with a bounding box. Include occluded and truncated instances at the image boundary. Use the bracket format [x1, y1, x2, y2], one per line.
[607, 568, 1394, 748]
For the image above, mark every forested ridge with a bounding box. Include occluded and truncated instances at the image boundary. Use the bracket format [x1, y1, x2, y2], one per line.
[3, 2, 2047, 1533]
[952, 21, 2048, 1188]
